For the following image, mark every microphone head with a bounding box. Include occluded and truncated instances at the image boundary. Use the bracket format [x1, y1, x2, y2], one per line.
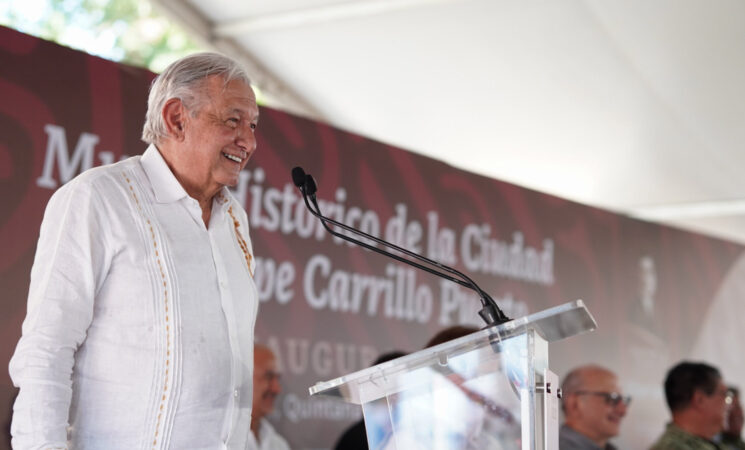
[291, 167, 307, 188]
[304, 174, 318, 195]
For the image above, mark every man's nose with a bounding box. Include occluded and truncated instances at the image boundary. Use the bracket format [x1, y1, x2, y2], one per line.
[269, 376, 281, 393]
[235, 123, 257, 150]
[615, 401, 628, 416]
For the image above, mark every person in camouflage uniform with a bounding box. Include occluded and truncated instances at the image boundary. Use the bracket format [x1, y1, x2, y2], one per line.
[650, 361, 730, 450]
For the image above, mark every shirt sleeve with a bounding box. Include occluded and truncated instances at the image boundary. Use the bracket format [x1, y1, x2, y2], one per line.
[8, 177, 112, 449]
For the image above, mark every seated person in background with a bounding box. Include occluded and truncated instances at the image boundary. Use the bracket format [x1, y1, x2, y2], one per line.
[334, 351, 407, 450]
[650, 361, 729, 450]
[719, 386, 745, 450]
[248, 345, 290, 450]
[560, 365, 630, 450]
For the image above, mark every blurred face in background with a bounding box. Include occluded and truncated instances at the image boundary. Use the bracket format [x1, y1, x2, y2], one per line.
[698, 379, 730, 437]
[724, 390, 743, 436]
[252, 347, 282, 421]
[565, 368, 629, 446]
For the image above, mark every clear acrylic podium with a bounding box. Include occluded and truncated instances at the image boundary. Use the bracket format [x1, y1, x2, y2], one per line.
[309, 300, 597, 450]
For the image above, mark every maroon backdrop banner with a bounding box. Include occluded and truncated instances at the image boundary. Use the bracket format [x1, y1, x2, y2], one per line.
[1, 26, 743, 449]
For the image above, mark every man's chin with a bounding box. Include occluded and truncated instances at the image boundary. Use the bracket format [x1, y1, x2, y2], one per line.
[603, 422, 620, 437]
[219, 173, 241, 188]
[261, 399, 276, 410]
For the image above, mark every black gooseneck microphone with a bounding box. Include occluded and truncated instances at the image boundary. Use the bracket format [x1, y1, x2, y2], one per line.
[291, 166, 511, 327]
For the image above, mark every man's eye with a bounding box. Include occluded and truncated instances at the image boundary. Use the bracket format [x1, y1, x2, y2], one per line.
[250, 123, 257, 130]
[227, 118, 239, 126]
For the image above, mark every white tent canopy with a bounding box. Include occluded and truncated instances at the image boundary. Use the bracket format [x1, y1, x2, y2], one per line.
[152, 0, 745, 244]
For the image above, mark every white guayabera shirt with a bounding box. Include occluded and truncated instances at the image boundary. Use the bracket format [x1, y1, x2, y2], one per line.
[9, 145, 259, 449]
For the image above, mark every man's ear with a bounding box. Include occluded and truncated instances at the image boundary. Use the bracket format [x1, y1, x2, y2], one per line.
[563, 394, 578, 417]
[162, 98, 187, 141]
[691, 389, 706, 410]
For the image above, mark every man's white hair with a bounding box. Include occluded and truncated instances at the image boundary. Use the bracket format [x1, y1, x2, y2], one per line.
[141, 52, 251, 145]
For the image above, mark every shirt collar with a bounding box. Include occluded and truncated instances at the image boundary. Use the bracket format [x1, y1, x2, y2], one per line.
[212, 187, 235, 217]
[561, 424, 615, 450]
[140, 144, 189, 204]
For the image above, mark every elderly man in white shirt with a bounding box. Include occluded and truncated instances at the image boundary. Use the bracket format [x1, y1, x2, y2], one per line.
[248, 345, 291, 450]
[9, 52, 261, 449]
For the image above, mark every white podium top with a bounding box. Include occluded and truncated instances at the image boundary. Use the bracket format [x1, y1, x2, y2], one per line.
[309, 300, 596, 401]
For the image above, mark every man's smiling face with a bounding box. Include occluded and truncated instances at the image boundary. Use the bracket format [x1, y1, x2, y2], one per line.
[179, 75, 259, 195]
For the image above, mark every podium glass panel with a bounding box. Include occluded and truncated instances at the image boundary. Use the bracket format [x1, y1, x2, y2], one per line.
[309, 300, 596, 450]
